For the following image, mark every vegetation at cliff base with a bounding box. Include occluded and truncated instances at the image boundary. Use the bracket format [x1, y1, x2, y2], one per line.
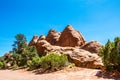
[0, 34, 70, 71]
[39, 53, 69, 70]
[99, 37, 120, 71]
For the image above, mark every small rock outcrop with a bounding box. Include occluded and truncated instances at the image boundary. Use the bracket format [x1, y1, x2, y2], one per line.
[29, 35, 39, 46]
[36, 40, 53, 56]
[29, 35, 46, 46]
[56, 25, 86, 47]
[66, 49, 103, 69]
[46, 29, 61, 45]
[81, 41, 102, 53]
[38, 35, 46, 40]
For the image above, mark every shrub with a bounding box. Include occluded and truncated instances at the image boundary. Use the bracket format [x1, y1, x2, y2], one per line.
[12, 63, 18, 69]
[99, 37, 120, 71]
[0, 61, 4, 69]
[0, 61, 8, 69]
[9, 46, 38, 68]
[0, 34, 39, 69]
[27, 56, 41, 69]
[40, 53, 69, 70]
[0, 57, 8, 69]
[12, 53, 22, 66]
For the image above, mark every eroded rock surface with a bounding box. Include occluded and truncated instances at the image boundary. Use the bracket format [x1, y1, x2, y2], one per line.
[34, 39, 103, 69]
[81, 41, 102, 53]
[56, 25, 86, 47]
[46, 29, 61, 45]
[29, 25, 103, 69]
[29, 35, 39, 46]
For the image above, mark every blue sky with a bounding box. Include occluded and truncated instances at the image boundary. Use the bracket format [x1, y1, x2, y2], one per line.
[0, 0, 120, 56]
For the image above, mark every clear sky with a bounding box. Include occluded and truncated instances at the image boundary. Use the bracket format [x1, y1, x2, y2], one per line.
[0, 0, 120, 56]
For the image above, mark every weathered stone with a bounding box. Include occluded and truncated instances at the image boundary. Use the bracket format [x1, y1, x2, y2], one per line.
[81, 41, 103, 53]
[38, 35, 46, 40]
[36, 40, 53, 56]
[56, 25, 86, 47]
[35, 39, 103, 69]
[66, 49, 103, 69]
[29, 35, 39, 46]
[46, 29, 61, 45]
[28, 25, 104, 69]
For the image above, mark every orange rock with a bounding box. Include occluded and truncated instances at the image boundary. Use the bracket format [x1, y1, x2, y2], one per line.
[81, 41, 103, 53]
[28, 25, 103, 69]
[29, 35, 39, 46]
[46, 29, 61, 45]
[56, 25, 86, 47]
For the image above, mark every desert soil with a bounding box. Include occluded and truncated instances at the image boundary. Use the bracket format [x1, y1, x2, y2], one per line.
[0, 67, 118, 80]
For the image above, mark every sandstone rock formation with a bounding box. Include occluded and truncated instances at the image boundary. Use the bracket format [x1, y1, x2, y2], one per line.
[81, 41, 102, 53]
[46, 29, 61, 45]
[56, 25, 86, 47]
[29, 25, 86, 47]
[29, 25, 103, 69]
[36, 40, 53, 56]
[29, 35, 46, 46]
[38, 35, 46, 40]
[34, 39, 103, 69]
[29, 35, 39, 46]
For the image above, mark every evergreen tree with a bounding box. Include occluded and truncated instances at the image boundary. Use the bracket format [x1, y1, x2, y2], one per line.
[99, 37, 120, 71]
[12, 34, 27, 54]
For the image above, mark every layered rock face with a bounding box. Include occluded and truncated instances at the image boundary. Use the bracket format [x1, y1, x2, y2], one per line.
[56, 25, 86, 47]
[32, 39, 103, 69]
[29, 25, 103, 69]
[81, 41, 102, 53]
[29, 25, 86, 47]
[36, 40, 53, 56]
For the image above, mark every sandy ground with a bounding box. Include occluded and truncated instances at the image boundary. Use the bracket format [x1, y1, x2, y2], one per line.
[0, 67, 118, 80]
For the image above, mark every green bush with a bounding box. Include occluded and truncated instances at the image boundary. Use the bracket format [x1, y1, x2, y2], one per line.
[0, 61, 4, 69]
[6, 34, 38, 68]
[0, 61, 8, 69]
[10, 46, 38, 67]
[0, 34, 70, 70]
[99, 37, 120, 71]
[40, 53, 69, 70]
[27, 56, 41, 69]
[0, 57, 8, 69]
[0, 45, 38, 69]
[12, 63, 18, 69]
